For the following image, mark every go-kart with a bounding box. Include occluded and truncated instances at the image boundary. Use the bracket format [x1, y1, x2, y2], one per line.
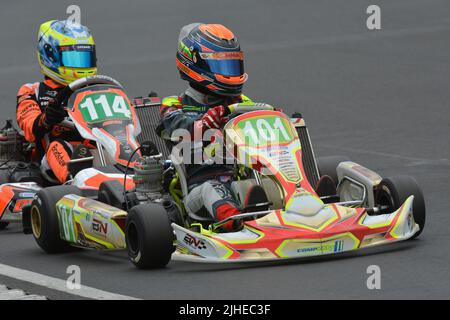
[0, 118, 42, 230]
[24, 77, 426, 269]
[0, 75, 149, 230]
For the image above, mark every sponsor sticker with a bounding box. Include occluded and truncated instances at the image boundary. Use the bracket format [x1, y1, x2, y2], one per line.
[92, 218, 108, 235]
[183, 233, 207, 250]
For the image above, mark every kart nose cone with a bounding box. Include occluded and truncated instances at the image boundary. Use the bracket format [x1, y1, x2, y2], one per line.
[285, 190, 323, 216]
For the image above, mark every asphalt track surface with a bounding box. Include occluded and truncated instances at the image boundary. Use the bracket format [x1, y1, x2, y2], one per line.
[0, 0, 449, 299]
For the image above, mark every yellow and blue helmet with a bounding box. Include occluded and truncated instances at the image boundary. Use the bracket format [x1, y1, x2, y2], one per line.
[37, 20, 97, 84]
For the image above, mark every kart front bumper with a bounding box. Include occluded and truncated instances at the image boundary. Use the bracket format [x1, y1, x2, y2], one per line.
[172, 196, 418, 263]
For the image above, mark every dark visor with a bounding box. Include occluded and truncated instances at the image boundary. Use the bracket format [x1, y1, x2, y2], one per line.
[205, 59, 244, 77]
[199, 51, 244, 76]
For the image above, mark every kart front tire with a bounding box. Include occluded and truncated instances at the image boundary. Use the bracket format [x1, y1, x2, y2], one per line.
[376, 175, 426, 239]
[316, 155, 350, 187]
[126, 203, 175, 269]
[31, 185, 81, 253]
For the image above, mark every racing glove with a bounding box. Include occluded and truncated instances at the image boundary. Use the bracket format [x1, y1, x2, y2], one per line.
[42, 99, 66, 129]
[201, 105, 230, 131]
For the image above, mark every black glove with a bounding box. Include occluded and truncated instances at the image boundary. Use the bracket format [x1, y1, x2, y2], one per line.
[43, 99, 66, 128]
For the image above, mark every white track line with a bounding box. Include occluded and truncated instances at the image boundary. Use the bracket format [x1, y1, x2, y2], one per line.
[0, 263, 140, 300]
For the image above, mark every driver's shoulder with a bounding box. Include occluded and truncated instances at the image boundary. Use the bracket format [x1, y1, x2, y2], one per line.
[17, 81, 40, 97]
[161, 95, 182, 107]
[17, 78, 62, 97]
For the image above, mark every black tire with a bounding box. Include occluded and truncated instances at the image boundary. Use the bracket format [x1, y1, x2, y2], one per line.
[0, 171, 10, 230]
[376, 176, 425, 239]
[316, 156, 350, 187]
[31, 185, 82, 253]
[0, 170, 10, 184]
[126, 203, 174, 269]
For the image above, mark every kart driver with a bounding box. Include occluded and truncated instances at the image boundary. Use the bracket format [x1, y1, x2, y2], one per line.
[16, 20, 97, 183]
[159, 23, 267, 232]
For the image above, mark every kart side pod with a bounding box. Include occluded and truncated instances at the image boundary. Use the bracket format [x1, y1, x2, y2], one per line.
[336, 161, 382, 207]
[56, 194, 127, 250]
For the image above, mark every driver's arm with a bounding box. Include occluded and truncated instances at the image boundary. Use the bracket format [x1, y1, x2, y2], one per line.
[16, 83, 44, 142]
[16, 83, 65, 142]
[159, 96, 196, 138]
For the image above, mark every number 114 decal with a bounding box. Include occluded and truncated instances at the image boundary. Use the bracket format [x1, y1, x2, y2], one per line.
[79, 93, 131, 122]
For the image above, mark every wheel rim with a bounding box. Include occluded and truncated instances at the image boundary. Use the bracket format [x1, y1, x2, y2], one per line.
[376, 185, 395, 213]
[126, 221, 140, 256]
[31, 205, 42, 239]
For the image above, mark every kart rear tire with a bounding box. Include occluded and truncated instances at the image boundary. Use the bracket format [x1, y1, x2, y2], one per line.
[126, 203, 174, 269]
[316, 156, 350, 187]
[31, 185, 82, 253]
[0, 221, 9, 230]
[0, 171, 12, 229]
[376, 176, 425, 239]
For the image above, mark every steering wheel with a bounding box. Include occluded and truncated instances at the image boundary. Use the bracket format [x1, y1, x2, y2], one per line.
[53, 75, 123, 128]
[226, 102, 275, 118]
[54, 75, 123, 108]
[202, 103, 276, 163]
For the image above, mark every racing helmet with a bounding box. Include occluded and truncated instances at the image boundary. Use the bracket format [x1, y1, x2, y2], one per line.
[176, 23, 248, 97]
[37, 20, 97, 85]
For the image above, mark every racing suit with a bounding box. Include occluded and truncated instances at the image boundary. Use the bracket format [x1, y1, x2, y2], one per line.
[16, 78, 86, 183]
[159, 86, 253, 230]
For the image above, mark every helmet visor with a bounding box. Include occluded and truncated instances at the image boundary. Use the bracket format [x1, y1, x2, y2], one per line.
[59, 45, 96, 68]
[199, 52, 244, 77]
